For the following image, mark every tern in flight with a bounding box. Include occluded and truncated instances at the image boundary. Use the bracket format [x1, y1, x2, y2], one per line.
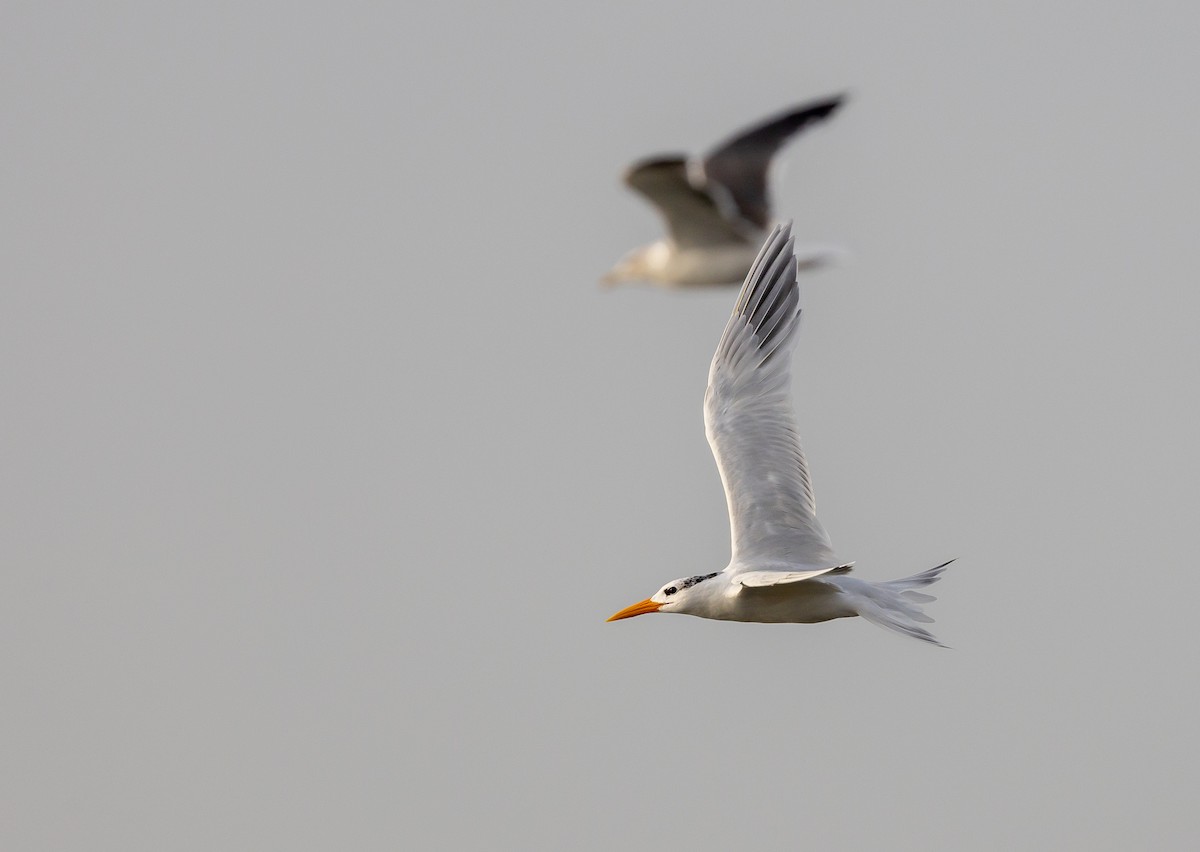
[608, 223, 953, 645]
[603, 95, 846, 288]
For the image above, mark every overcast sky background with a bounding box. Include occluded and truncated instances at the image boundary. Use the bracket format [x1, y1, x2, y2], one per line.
[3, 2, 1199, 849]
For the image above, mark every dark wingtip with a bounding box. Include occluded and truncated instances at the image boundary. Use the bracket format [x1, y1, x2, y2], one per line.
[780, 91, 848, 123]
[814, 91, 849, 111]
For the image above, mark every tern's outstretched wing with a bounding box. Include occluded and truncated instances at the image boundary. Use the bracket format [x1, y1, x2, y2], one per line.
[704, 223, 837, 572]
[701, 95, 845, 230]
[623, 157, 749, 249]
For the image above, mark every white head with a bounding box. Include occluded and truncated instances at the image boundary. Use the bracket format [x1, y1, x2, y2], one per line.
[600, 241, 672, 287]
[607, 572, 720, 621]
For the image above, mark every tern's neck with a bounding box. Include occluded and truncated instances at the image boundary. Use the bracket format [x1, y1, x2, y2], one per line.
[673, 573, 735, 619]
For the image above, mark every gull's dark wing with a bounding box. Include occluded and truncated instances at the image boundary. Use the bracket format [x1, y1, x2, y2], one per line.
[701, 94, 846, 230]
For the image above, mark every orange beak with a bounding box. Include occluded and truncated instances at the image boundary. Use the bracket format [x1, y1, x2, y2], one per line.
[606, 598, 662, 622]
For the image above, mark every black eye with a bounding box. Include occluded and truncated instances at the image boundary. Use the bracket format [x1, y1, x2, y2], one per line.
[664, 586, 677, 596]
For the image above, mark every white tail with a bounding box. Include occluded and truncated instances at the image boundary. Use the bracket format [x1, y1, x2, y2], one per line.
[852, 560, 955, 647]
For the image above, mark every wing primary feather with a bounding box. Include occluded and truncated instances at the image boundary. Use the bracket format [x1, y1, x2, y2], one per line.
[754, 258, 798, 346]
[736, 227, 789, 315]
[747, 243, 797, 348]
[747, 256, 787, 329]
[740, 233, 793, 330]
[757, 307, 801, 369]
[721, 226, 791, 372]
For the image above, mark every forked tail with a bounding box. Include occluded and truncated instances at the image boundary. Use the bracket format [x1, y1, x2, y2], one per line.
[854, 559, 955, 647]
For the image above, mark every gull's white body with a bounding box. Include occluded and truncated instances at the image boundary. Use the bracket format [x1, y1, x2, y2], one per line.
[608, 224, 952, 645]
[609, 239, 840, 289]
[604, 95, 846, 288]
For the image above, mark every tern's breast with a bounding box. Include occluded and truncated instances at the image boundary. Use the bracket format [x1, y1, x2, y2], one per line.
[717, 579, 858, 624]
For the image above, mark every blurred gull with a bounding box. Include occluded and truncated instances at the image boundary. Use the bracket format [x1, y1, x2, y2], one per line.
[608, 223, 954, 645]
[603, 95, 847, 288]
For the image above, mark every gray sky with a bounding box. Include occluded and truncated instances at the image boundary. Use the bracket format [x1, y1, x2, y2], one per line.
[3, 1, 1199, 849]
